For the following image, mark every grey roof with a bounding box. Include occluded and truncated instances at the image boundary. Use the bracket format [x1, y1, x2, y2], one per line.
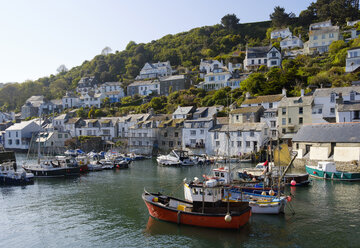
[160, 75, 185, 81]
[128, 80, 159, 87]
[209, 123, 266, 132]
[337, 102, 360, 112]
[173, 106, 194, 116]
[313, 86, 360, 97]
[6, 120, 39, 131]
[102, 82, 122, 86]
[310, 26, 339, 35]
[54, 114, 67, 120]
[278, 96, 313, 107]
[293, 123, 360, 143]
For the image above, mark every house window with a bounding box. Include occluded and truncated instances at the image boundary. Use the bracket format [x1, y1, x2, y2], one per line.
[271, 121, 276, 128]
[246, 141, 250, 147]
[64, 134, 68, 138]
[322, 34, 325, 39]
[164, 132, 168, 137]
[282, 118, 286, 125]
[258, 59, 261, 64]
[251, 60, 254, 64]
[318, 109, 322, 114]
[237, 141, 241, 147]
[330, 93, 336, 103]
[354, 111, 360, 119]
[269, 102, 273, 108]
[288, 118, 291, 124]
[350, 92, 355, 101]
[200, 130, 204, 134]
[313, 35, 318, 40]
[299, 107, 303, 114]
[144, 133, 147, 137]
[299, 117, 303, 124]
[282, 108, 286, 115]
[237, 131, 242, 137]
[9, 132, 11, 138]
[329, 33, 334, 38]
[236, 115, 239, 121]
[174, 132, 178, 137]
[330, 108, 335, 114]
[16, 139, 19, 145]
[178, 141, 181, 146]
[272, 130, 277, 137]
[214, 132, 219, 139]
[231, 141, 234, 147]
[58, 134, 63, 138]
[271, 61, 277, 65]
[272, 52, 276, 57]
[264, 59, 267, 64]
[169, 141, 173, 147]
[16, 131, 18, 138]
[282, 128, 286, 134]
[190, 130, 196, 136]
[190, 139, 196, 144]
[250, 131, 254, 137]
[8, 140, 12, 145]
[216, 141, 220, 147]
[139, 141, 142, 146]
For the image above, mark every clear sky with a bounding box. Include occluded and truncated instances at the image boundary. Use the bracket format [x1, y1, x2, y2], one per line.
[0, 0, 313, 83]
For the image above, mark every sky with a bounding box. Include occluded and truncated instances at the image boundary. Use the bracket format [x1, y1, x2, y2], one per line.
[0, 0, 313, 83]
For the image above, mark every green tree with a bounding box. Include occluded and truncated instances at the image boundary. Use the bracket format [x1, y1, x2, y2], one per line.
[270, 6, 295, 27]
[221, 14, 240, 30]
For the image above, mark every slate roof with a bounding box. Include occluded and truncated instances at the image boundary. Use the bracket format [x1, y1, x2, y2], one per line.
[309, 26, 339, 35]
[246, 46, 270, 58]
[230, 106, 264, 114]
[66, 118, 82, 124]
[313, 86, 360, 97]
[160, 75, 185, 81]
[242, 94, 284, 105]
[172, 106, 194, 116]
[337, 102, 360, 111]
[209, 123, 266, 132]
[278, 96, 313, 107]
[292, 123, 360, 143]
[128, 80, 159, 87]
[6, 120, 39, 131]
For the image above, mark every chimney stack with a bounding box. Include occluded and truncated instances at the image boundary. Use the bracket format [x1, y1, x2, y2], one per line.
[245, 92, 251, 99]
[282, 88, 287, 96]
[336, 93, 343, 104]
[228, 62, 233, 73]
[301, 89, 305, 97]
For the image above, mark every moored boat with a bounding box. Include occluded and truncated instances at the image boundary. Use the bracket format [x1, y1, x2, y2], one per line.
[306, 162, 360, 181]
[143, 190, 251, 229]
[0, 161, 34, 186]
[284, 173, 310, 186]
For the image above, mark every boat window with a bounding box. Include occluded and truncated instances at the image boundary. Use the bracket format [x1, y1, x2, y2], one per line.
[200, 189, 204, 195]
[207, 190, 212, 196]
[221, 172, 224, 177]
[318, 164, 322, 169]
[192, 188, 198, 195]
[215, 172, 219, 177]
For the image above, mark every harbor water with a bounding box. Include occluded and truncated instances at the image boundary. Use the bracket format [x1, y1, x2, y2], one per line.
[1, 154, 360, 247]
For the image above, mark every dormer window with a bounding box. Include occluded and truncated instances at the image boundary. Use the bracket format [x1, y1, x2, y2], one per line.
[330, 93, 336, 103]
[350, 91, 355, 101]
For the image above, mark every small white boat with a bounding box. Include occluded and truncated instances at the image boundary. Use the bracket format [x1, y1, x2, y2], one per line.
[157, 152, 181, 166]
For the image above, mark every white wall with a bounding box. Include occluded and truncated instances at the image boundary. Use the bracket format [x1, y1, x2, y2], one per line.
[334, 147, 360, 162]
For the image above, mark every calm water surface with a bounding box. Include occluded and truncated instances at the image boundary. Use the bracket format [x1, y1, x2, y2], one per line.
[1, 154, 359, 248]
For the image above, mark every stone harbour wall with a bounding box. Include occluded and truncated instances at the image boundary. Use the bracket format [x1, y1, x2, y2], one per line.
[293, 158, 360, 172]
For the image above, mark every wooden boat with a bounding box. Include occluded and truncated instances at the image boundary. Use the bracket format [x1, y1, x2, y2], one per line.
[306, 162, 360, 181]
[143, 191, 251, 229]
[284, 173, 310, 186]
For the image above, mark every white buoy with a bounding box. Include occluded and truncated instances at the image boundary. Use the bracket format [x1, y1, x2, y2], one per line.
[269, 189, 275, 196]
[225, 214, 232, 222]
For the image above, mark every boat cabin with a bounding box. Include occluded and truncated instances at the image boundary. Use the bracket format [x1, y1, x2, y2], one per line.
[212, 167, 232, 184]
[317, 162, 337, 172]
[184, 181, 223, 203]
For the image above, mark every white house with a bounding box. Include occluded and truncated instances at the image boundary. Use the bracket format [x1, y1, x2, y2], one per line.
[346, 47, 360, 72]
[307, 20, 340, 54]
[79, 91, 105, 108]
[76, 119, 101, 137]
[244, 46, 282, 71]
[76, 76, 99, 94]
[267, 46, 282, 68]
[118, 114, 151, 138]
[4, 120, 42, 150]
[241, 92, 285, 109]
[309, 20, 332, 30]
[182, 106, 223, 154]
[199, 59, 223, 77]
[280, 36, 303, 50]
[63, 118, 83, 137]
[312, 86, 360, 123]
[62, 92, 79, 109]
[209, 122, 269, 156]
[172, 106, 195, 119]
[0, 111, 13, 123]
[336, 102, 360, 122]
[197, 66, 232, 91]
[98, 117, 118, 141]
[271, 28, 292, 39]
[97, 82, 125, 102]
[127, 80, 160, 96]
[53, 114, 70, 131]
[137, 61, 172, 80]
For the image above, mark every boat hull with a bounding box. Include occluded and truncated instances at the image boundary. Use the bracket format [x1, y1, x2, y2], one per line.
[143, 193, 251, 229]
[305, 165, 360, 181]
[0, 175, 34, 186]
[23, 167, 80, 178]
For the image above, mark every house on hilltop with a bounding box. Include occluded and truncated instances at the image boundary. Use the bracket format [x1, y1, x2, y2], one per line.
[243, 46, 281, 71]
[136, 61, 172, 80]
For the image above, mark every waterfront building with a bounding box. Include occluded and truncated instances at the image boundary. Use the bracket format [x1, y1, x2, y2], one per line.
[278, 92, 314, 138]
[292, 122, 360, 162]
[98, 117, 118, 141]
[53, 114, 70, 131]
[336, 102, 360, 122]
[63, 118, 83, 137]
[75, 119, 101, 137]
[4, 120, 42, 150]
[241, 92, 284, 109]
[182, 106, 223, 155]
[312, 86, 360, 123]
[33, 130, 71, 154]
[229, 106, 264, 124]
[158, 118, 184, 153]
